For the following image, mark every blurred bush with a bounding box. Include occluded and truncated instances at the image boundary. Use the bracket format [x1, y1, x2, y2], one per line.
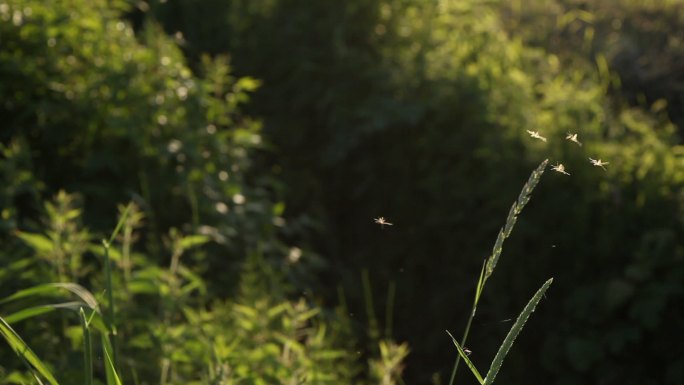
[0, 1, 409, 382]
[0, 0, 289, 295]
[148, 0, 684, 383]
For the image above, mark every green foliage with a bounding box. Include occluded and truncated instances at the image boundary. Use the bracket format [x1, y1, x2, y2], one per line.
[0, 0, 279, 285]
[0, 0, 401, 382]
[3, 0, 684, 383]
[0, 316, 59, 385]
[2, 197, 403, 383]
[149, 0, 684, 383]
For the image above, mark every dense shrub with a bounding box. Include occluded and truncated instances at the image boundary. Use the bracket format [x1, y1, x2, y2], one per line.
[0, 0, 283, 291]
[149, 0, 684, 383]
[0, 0, 409, 383]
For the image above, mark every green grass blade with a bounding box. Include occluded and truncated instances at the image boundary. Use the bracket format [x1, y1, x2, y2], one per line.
[446, 330, 484, 385]
[5, 302, 109, 336]
[449, 260, 487, 385]
[483, 278, 553, 385]
[80, 308, 93, 385]
[102, 334, 123, 385]
[0, 283, 99, 309]
[5, 302, 86, 324]
[0, 316, 60, 385]
[108, 203, 132, 245]
[102, 242, 118, 369]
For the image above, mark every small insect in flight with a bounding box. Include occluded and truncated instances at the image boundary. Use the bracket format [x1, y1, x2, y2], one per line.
[463, 347, 472, 356]
[526, 130, 547, 142]
[565, 132, 582, 146]
[374, 217, 393, 228]
[551, 163, 570, 175]
[589, 157, 609, 170]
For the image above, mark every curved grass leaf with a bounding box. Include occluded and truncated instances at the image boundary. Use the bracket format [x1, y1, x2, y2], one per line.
[103, 334, 123, 385]
[107, 203, 132, 245]
[0, 283, 99, 310]
[446, 330, 484, 384]
[0, 316, 60, 385]
[4, 302, 108, 334]
[4, 302, 85, 324]
[483, 278, 553, 385]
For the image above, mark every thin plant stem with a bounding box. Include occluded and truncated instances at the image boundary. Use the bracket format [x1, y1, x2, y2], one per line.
[449, 259, 486, 385]
[79, 308, 93, 385]
[362, 269, 380, 344]
[385, 280, 396, 339]
[103, 241, 118, 369]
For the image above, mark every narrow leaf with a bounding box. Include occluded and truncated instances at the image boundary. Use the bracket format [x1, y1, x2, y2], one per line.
[179, 234, 210, 250]
[80, 308, 93, 385]
[108, 203, 132, 245]
[5, 302, 109, 335]
[0, 283, 99, 310]
[0, 316, 60, 385]
[5, 302, 85, 324]
[484, 278, 553, 385]
[446, 330, 484, 384]
[15, 232, 53, 254]
[102, 334, 123, 385]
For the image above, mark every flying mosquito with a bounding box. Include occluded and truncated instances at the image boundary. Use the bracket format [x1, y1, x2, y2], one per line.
[589, 157, 609, 170]
[374, 217, 393, 228]
[551, 163, 570, 175]
[526, 130, 547, 142]
[566, 132, 582, 146]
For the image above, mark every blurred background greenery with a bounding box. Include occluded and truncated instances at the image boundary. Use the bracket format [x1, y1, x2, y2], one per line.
[1, 0, 683, 384]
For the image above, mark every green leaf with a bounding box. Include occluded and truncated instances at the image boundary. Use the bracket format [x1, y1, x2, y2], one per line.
[0, 316, 60, 385]
[446, 330, 484, 384]
[483, 278, 553, 385]
[4, 302, 109, 335]
[5, 302, 84, 324]
[79, 308, 93, 385]
[15, 231, 53, 254]
[102, 334, 123, 385]
[179, 234, 210, 250]
[0, 283, 99, 310]
[107, 203, 132, 245]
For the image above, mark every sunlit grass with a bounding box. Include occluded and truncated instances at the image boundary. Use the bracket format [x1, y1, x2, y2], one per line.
[447, 160, 553, 385]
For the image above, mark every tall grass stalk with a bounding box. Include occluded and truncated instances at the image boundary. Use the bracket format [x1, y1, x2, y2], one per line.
[102, 203, 132, 372]
[385, 280, 396, 338]
[448, 159, 548, 385]
[362, 269, 380, 344]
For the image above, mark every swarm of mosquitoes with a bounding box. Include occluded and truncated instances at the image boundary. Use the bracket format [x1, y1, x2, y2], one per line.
[373, 130, 610, 228]
[526, 129, 609, 176]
